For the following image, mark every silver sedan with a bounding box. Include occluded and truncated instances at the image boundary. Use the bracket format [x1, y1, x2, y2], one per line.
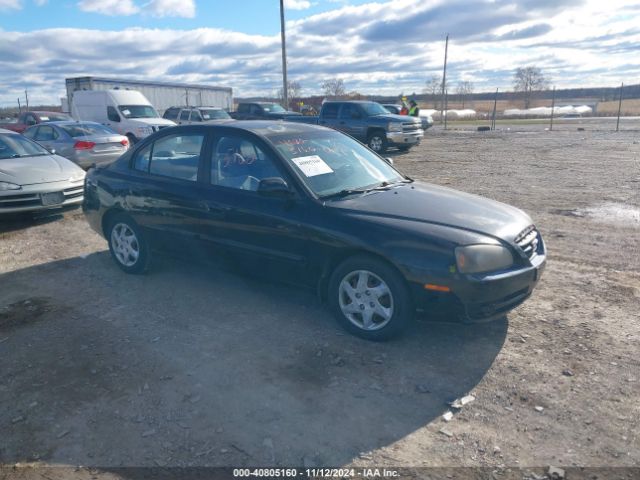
[23, 121, 129, 169]
[0, 128, 85, 214]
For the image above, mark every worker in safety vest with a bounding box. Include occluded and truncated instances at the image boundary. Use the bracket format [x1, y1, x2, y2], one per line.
[399, 100, 409, 115]
[409, 100, 420, 117]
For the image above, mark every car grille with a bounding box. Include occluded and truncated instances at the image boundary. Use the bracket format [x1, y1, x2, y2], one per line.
[0, 185, 83, 210]
[515, 225, 540, 259]
[402, 122, 421, 133]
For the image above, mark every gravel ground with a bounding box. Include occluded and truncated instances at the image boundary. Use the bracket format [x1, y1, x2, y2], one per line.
[1, 122, 639, 478]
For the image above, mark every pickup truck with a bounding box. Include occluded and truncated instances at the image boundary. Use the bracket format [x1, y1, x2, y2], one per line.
[0, 111, 72, 134]
[230, 102, 302, 120]
[288, 101, 423, 153]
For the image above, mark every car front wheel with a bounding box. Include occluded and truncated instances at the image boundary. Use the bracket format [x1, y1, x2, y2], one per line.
[367, 132, 387, 153]
[328, 255, 412, 340]
[107, 214, 150, 274]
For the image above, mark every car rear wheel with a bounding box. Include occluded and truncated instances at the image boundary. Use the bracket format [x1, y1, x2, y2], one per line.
[367, 132, 387, 153]
[328, 255, 412, 340]
[107, 214, 149, 274]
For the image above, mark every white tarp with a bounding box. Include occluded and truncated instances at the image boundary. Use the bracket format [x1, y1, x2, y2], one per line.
[503, 105, 593, 117]
[428, 109, 477, 120]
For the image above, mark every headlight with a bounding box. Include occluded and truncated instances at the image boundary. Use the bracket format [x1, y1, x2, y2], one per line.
[388, 122, 403, 132]
[0, 181, 21, 191]
[455, 244, 514, 274]
[136, 126, 153, 137]
[69, 172, 86, 182]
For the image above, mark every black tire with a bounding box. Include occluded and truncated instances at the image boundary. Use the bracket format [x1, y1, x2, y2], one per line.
[328, 254, 413, 341]
[398, 145, 411, 152]
[107, 213, 150, 274]
[367, 131, 388, 154]
[126, 133, 138, 146]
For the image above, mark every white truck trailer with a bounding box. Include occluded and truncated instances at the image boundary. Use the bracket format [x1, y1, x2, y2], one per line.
[65, 77, 233, 115]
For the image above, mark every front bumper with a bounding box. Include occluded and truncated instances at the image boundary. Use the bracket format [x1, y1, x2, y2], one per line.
[411, 252, 546, 322]
[0, 180, 84, 214]
[387, 129, 424, 146]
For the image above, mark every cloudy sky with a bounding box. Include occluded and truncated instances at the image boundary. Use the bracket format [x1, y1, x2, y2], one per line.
[1, 0, 639, 107]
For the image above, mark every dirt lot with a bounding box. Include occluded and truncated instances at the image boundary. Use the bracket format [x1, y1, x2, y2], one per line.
[1, 121, 639, 478]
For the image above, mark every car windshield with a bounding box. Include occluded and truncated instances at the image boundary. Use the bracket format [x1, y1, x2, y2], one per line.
[201, 109, 231, 120]
[60, 123, 117, 137]
[361, 102, 389, 116]
[268, 130, 404, 198]
[0, 133, 50, 159]
[39, 113, 72, 122]
[262, 103, 286, 113]
[118, 105, 159, 119]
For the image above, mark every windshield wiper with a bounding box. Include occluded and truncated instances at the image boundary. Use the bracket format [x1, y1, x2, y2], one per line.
[322, 182, 393, 200]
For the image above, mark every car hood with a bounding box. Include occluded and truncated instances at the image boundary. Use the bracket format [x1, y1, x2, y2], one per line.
[372, 113, 421, 124]
[0, 154, 84, 185]
[131, 118, 176, 127]
[327, 181, 533, 241]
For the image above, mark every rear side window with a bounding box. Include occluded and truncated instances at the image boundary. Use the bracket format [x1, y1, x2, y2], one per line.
[180, 110, 191, 121]
[163, 108, 179, 120]
[34, 125, 58, 141]
[322, 104, 339, 119]
[133, 133, 204, 182]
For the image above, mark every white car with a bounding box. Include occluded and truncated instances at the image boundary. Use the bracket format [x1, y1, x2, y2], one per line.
[0, 128, 85, 214]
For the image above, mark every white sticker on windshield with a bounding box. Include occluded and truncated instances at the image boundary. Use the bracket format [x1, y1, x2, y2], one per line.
[121, 109, 131, 116]
[291, 155, 333, 177]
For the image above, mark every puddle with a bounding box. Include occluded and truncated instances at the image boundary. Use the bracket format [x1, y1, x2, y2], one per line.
[580, 203, 640, 226]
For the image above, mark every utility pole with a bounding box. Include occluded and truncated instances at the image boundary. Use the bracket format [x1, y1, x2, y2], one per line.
[25, 89, 29, 110]
[616, 82, 623, 132]
[440, 33, 449, 124]
[280, 0, 289, 110]
[549, 86, 556, 131]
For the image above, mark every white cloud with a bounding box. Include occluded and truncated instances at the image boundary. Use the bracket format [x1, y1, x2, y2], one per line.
[0, 0, 21, 10]
[78, 0, 139, 16]
[284, 0, 312, 10]
[2, 0, 640, 106]
[34, 0, 48, 5]
[144, 0, 195, 18]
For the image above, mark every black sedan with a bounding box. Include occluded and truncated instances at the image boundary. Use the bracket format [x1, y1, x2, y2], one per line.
[83, 121, 545, 340]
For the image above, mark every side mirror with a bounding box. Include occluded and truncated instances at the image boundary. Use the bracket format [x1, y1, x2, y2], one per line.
[258, 177, 292, 197]
[385, 157, 394, 165]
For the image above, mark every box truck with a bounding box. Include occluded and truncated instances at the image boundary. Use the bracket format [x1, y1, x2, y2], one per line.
[66, 77, 233, 114]
[71, 90, 176, 144]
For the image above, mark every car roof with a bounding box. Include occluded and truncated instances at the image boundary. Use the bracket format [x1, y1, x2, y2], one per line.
[324, 100, 374, 104]
[0, 127, 19, 134]
[42, 120, 104, 126]
[168, 120, 330, 137]
[32, 111, 70, 116]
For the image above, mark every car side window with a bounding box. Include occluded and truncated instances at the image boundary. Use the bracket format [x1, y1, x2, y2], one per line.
[23, 127, 37, 139]
[322, 104, 339, 119]
[249, 105, 261, 115]
[339, 104, 353, 119]
[35, 125, 56, 141]
[180, 110, 191, 121]
[190, 111, 203, 122]
[25, 114, 37, 126]
[163, 108, 179, 120]
[211, 135, 282, 192]
[148, 133, 204, 181]
[107, 106, 120, 122]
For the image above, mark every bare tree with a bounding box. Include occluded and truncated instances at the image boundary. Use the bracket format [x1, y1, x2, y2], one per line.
[424, 75, 450, 109]
[276, 80, 302, 107]
[455, 81, 474, 109]
[321, 78, 346, 98]
[513, 66, 549, 109]
[424, 75, 441, 108]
